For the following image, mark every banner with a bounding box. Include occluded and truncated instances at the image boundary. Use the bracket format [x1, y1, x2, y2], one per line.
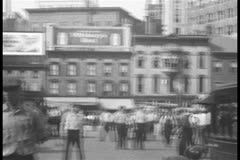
[3, 32, 44, 55]
[48, 26, 131, 52]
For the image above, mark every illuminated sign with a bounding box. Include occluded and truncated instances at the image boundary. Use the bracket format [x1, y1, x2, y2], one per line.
[3, 32, 44, 55]
[47, 26, 131, 52]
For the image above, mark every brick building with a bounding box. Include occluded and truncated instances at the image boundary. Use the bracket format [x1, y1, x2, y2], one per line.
[132, 35, 211, 106]
[210, 36, 237, 90]
[25, 7, 145, 35]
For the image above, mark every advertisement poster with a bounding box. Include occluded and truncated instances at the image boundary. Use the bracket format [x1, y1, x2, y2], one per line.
[3, 32, 44, 55]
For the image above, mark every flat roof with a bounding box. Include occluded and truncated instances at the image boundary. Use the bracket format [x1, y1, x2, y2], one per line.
[25, 7, 142, 22]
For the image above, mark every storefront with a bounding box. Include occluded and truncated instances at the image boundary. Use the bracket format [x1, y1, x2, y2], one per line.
[99, 98, 136, 112]
[198, 83, 237, 160]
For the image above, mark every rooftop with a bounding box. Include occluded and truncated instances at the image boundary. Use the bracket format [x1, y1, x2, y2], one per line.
[209, 36, 237, 53]
[25, 7, 141, 22]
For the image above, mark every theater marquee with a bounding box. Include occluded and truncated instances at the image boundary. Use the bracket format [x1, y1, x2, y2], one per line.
[46, 26, 132, 52]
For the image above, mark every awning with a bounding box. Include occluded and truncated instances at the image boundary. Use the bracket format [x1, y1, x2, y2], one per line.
[196, 95, 215, 105]
[44, 97, 100, 108]
[100, 98, 136, 110]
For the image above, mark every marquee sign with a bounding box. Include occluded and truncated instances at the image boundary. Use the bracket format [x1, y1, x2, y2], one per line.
[46, 26, 131, 52]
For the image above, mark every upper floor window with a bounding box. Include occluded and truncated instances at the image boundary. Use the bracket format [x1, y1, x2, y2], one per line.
[153, 57, 160, 68]
[169, 76, 175, 93]
[49, 81, 59, 94]
[229, 61, 237, 73]
[199, 52, 206, 69]
[137, 57, 145, 68]
[137, 75, 144, 93]
[32, 71, 39, 79]
[213, 61, 223, 72]
[120, 82, 129, 93]
[87, 63, 96, 76]
[67, 63, 77, 76]
[184, 76, 189, 93]
[67, 81, 77, 95]
[49, 63, 60, 76]
[199, 75, 205, 93]
[104, 63, 112, 76]
[30, 82, 40, 91]
[120, 63, 129, 76]
[87, 82, 96, 94]
[153, 75, 160, 94]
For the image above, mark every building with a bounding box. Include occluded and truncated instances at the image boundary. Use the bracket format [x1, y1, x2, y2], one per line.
[44, 25, 134, 110]
[132, 35, 211, 106]
[25, 7, 144, 35]
[186, 0, 237, 35]
[37, 0, 99, 8]
[210, 36, 237, 90]
[145, 0, 188, 35]
[3, 12, 30, 31]
[3, 32, 46, 105]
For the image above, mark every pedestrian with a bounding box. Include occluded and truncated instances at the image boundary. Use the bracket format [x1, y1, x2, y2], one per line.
[113, 106, 127, 149]
[99, 110, 112, 141]
[164, 118, 173, 145]
[134, 107, 146, 149]
[62, 105, 85, 160]
[3, 84, 47, 160]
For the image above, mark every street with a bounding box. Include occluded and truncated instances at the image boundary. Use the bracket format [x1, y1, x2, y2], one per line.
[35, 135, 179, 160]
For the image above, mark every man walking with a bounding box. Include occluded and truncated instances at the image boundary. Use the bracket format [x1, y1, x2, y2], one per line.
[114, 106, 127, 149]
[134, 107, 146, 150]
[62, 105, 85, 160]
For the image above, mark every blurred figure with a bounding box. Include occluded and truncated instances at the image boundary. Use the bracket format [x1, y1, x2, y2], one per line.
[114, 106, 127, 149]
[134, 107, 146, 149]
[164, 118, 173, 145]
[62, 105, 85, 160]
[99, 110, 112, 141]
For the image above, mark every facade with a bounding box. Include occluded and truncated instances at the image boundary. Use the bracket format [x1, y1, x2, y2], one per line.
[25, 7, 144, 35]
[132, 35, 211, 106]
[145, 0, 188, 35]
[186, 0, 237, 35]
[44, 25, 133, 109]
[210, 36, 237, 90]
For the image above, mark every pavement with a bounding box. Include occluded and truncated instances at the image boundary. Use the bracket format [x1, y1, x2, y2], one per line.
[34, 132, 180, 160]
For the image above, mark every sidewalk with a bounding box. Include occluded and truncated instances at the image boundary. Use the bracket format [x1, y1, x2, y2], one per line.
[35, 136, 179, 160]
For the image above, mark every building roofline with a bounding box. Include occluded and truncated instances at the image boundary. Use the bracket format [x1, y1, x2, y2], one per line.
[133, 34, 209, 40]
[25, 7, 142, 22]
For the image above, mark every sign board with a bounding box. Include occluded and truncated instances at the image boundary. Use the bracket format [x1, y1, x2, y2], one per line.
[47, 26, 131, 52]
[3, 32, 44, 55]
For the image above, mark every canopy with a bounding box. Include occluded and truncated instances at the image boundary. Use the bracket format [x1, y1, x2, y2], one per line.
[44, 97, 100, 110]
[100, 98, 135, 110]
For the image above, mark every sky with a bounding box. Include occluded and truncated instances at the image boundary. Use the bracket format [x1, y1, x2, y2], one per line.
[4, 0, 146, 20]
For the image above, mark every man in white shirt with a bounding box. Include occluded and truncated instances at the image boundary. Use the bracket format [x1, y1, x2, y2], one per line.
[113, 106, 127, 149]
[62, 105, 85, 160]
[134, 107, 146, 149]
[99, 111, 112, 141]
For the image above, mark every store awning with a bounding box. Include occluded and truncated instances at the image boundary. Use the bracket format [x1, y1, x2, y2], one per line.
[44, 97, 100, 108]
[196, 95, 215, 105]
[100, 98, 136, 110]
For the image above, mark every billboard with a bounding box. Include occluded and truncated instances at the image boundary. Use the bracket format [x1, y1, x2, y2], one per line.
[3, 32, 44, 55]
[47, 26, 131, 52]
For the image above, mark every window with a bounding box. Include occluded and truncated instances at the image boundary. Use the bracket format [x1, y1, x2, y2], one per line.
[153, 75, 159, 94]
[49, 81, 59, 94]
[184, 76, 189, 93]
[104, 83, 112, 92]
[67, 82, 77, 95]
[164, 58, 171, 68]
[137, 75, 144, 93]
[169, 76, 174, 93]
[199, 52, 205, 69]
[105, 21, 112, 26]
[153, 58, 159, 68]
[120, 64, 128, 76]
[104, 63, 112, 76]
[67, 63, 77, 76]
[199, 75, 205, 93]
[49, 63, 60, 76]
[120, 82, 128, 92]
[230, 61, 237, 73]
[213, 61, 223, 72]
[30, 82, 40, 91]
[32, 71, 39, 79]
[228, 8, 234, 18]
[184, 56, 190, 69]
[137, 58, 144, 68]
[87, 63, 96, 76]
[20, 71, 25, 78]
[87, 82, 96, 93]
[227, 25, 234, 35]
[175, 28, 181, 34]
